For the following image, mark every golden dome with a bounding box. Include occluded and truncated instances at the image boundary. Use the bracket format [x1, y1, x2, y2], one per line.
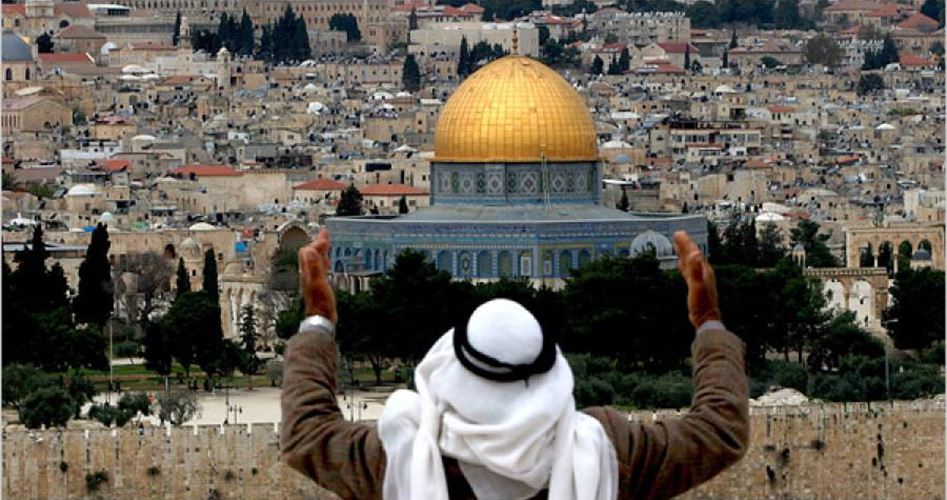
[434, 56, 598, 163]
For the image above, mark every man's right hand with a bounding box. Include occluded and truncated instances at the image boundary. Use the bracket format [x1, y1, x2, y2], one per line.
[673, 231, 721, 329]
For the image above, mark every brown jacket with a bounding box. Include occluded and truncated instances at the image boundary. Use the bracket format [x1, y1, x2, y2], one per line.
[281, 328, 749, 500]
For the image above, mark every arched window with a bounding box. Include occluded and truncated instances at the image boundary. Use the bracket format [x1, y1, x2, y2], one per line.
[59, 20, 70, 28]
[542, 250, 553, 276]
[518, 251, 532, 277]
[498, 251, 512, 277]
[458, 251, 472, 278]
[24, 68, 30, 80]
[558, 250, 573, 277]
[578, 249, 592, 268]
[477, 251, 491, 277]
[436, 251, 451, 273]
[4, 68, 12, 81]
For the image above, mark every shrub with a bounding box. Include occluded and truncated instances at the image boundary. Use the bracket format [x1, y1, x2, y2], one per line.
[115, 341, 140, 358]
[88, 403, 120, 427]
[85, 470, 109, 492]
[156, 390, 199, 426]
[748, 360, 808, 398]
[19, 387, 74, 429]
[631, 373, 693, 409]
[574, 377, 615, 407]
[118, 392, 152, 417]
[265, 360, 283, 387]
[890, 364, 944, 400]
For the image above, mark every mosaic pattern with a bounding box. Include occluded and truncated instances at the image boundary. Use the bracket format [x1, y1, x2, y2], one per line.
[432, 162, 600, 204]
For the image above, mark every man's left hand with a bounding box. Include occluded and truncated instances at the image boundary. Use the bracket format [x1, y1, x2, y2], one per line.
[299, 228, 337, 324]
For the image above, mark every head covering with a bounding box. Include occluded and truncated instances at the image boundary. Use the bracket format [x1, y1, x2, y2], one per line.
[378, 299, 618, 500]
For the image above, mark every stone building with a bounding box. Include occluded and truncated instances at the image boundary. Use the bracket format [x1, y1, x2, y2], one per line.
[408, 22, 540, 59]
[589, 10, 690, 46]
[0, 95, 73, 133]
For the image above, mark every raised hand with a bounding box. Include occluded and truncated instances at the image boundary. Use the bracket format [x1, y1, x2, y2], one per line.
[673, 231, 721, 329]
[299, 228, 338, 324]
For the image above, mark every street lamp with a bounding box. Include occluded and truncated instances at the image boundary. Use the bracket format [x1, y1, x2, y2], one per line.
[228, 404, 243, 424]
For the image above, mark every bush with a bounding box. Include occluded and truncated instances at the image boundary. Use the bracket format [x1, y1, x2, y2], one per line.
[156, 390, 199, 426]
[919, 340, 945, 365]
[85, 470, 109, 492]
[890, 364, 944, 400]
[115, 341, 140, 358]
[118, 392, 152, 417]
[630, 373, 693, 409]
[574, 377, 615, 407]
[748, 360, 808, 398]
[88, 403, 121, 427]
[20, 387, 74, 429]
[265, 360, 283, 387]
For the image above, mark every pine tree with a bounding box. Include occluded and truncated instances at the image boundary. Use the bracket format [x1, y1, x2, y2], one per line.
[729, 30, 738, 49]
[202, 249, 218, 298]
[880, 34, 899, 66]
[402, 54, 421, 92]
[239, 9, 254, 57]
[590, 55, 604, 75]
[337, 184, 364, 216]
[12, 225, 50, 312]
[295, 15, 311, 62]
[398, 195, 409, 214]
[458, 36, 470, 77]
[217, 13, 231, 52]
[684, 44, 691, 70]
[722, 49, 729, 68]
[239, 305, 261, 389]
[74, 223, 113, 327]
[173, 11, 182, 46]
[176, 258, 191, 297]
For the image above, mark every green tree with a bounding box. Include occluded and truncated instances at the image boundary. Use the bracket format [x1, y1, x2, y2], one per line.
[336, 184, 364, 216]
[616, 188, 629, 211]
[409, 7, 418, 30]
[175, 257, 191, 297]
[238, 305, 261, 388]
[706, 219, 725, 265]
[202, 249, 218, 298]
[239, 9, 255, 56]
[156, 390, 199, 426]
[757, 223, 785, 267]
[773, 0, 804, 29]
[402, 54, 421, 92]
[879, 34, 899, 66]
[164, 291, 224, 380]
[884, 268, 945, 351]
[761, 55, 782, 68]
[36, 33, 53, 53]
[684, 44, 691, 70]
[688, 1, 721, 28]
[921, 0, 945, 27]
[730, 30, 738, 49]
[74, 223, 113, 328]
[1, 364, 54, 409]
[806, 311, 883, 371]
[805, 33, 842, 67]
[789, 220, 838, 267]
[173, 10, 182, 46]
[329, 13, 361, 42]
[590, 55, 604, 75]
[275, 297, 305, 340]
[458, 36, 471, 77]
[398, 195, 409, 214]
[722, 48, 729, 68]
[20, 387, 74, 429]
[67, 374, 97, 419]
[857, 73, 885, 95]
[142, 320, 173, 378]
[617, 47, 630, 72]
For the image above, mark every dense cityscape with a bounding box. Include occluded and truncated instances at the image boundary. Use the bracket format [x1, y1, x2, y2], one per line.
[1, 0, 945, 496]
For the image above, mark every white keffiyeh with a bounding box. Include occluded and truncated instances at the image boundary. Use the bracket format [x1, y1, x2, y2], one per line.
[378, 299, 618, 500]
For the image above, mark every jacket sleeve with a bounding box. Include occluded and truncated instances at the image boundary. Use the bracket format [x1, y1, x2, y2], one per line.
[280, 330, 387, 500]
[584, 327, 749, 500]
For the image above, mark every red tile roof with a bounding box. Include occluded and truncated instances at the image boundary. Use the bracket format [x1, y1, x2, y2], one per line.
[897, 12, 939, 30]
[460, 3, 484, 14]
[653, 63, 687, 74]
[824, 0, 881, 12]
[866, 3, 901, 17]
[38, 52, 94, 64]
[294, 178, 347, 191]
[103, 159, 131, 172]
[171, 164, 242, 177]
[656, 42, 699, 54]
[2, 4, 25, 15]
[55, 3, 92, 18]
[359, 184, 428, 196]
[55, 25, 105, 39]
[899, 53, 933, 67]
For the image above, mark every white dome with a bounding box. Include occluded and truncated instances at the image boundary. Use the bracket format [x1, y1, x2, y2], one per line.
[131, 134, 156, 141]
[99, 212, 115, 223]
[66, 184, 97, 196]
[755, 212, 786, 223]
[714, 84, 737, 94]
[875, 123, 896, 131]
[180, 237, 200, 249]
[307, 102, 325, 114]
[188, 222, 216, 231]
[121, 64, 147, 74]
[100, 42, 118, 55]
[630, 230, 674, 257]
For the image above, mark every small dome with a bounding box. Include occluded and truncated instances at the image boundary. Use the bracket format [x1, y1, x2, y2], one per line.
[66, 184, 97, 196]
[2, 31, 34, 62]
[755, 212, 786, 223]
[630, 230, 673, 257]
[188, 222, 216, 231]
[912, 248, 931, 260]
[100, 41, 118, 55]
[121, 64, 147, 74]
[876, 123, 896, 131]
[131, 134, 156, 142]
[181, 237, 200, 249]
[99, 212, 115, 223]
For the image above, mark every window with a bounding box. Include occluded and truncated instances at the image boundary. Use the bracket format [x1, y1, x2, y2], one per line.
[4, 68, 11, 81]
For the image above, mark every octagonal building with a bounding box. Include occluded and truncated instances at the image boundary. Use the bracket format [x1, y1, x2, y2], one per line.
[326, 56, 706, 288]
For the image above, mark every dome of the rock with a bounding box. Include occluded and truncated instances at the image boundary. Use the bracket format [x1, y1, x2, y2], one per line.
[434, 56, 597, 163]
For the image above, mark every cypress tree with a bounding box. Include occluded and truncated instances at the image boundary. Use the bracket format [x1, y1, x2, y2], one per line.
[730, 30, 738, 49]
[176, 258, 191, 297]
[74, 223, 113, 328]
[684, 44, 691, 70]
[618, 47, 630, 72]
[403, 54, 421, 92]
[202, 249, 218, 299]
[722, 49, 729, 68]
[337, 184, 364, 216]
[173, 11, 182, 46]
[458, 36, 470, 77]
[12, 225, 50, 312]
[590, 55, 604, 75]
[217, 13, 231, 52]
[398, 195, 409, 214]
[240, 9, 254, 57]
[880, 34, 899, 66]
[409, 7, 418, 30]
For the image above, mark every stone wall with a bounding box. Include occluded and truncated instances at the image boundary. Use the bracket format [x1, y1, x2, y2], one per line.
[3, 402, 943, 499]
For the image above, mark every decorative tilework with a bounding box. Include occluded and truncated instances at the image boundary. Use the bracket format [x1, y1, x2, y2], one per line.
[519, 171, 538, 195]
[552, 172, 566, 193]
[487, 172, 503, 194]
[460, 172, 475, 195]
